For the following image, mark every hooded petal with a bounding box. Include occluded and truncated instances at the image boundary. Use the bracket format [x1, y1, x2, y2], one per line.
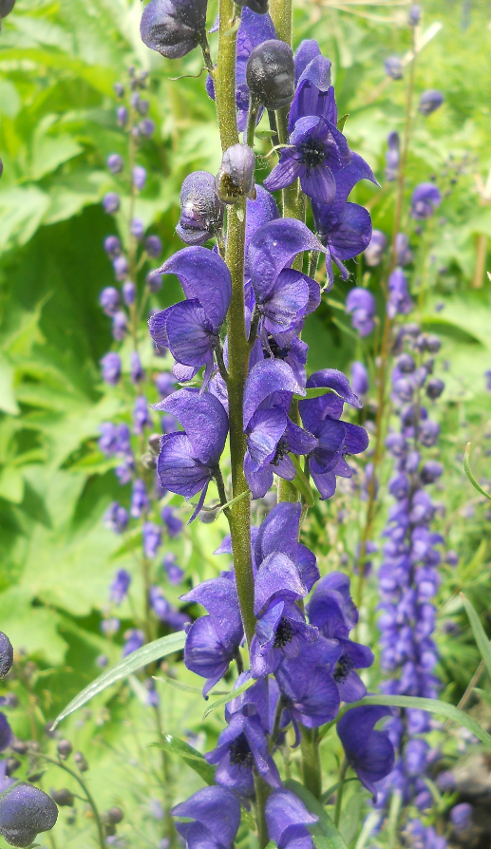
[254, 552, 306, 615]
[300, 163, 337, 205]
[166, 300, 216, 367]
[247, 219, 326, 302]
[289, 80, 337, 130]
[247, 408, 288, 469]
[260, 269, 310, 332]
[158, 432, 211, 497]
[243, 359, 303, 429]
[244, 452, 274, 498]
[307, 369, 363, 408]
[161, 388, 228, 465]
[158, 246, 232, 330]
[255, 501, 301, 563]
[265, 789, 318, 847]
[337, 705, 395, 799]
[171, 786, 241, 848]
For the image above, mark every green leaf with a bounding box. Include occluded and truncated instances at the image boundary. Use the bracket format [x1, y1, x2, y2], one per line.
[464, 443, 491, 501]
[293, 387, 341, 401]
[255, 130, 277, 140]
[52, 631, 186, 728]
[154, 674, 204, 695]
[284, 780, 349, 849]
[344, 695, 491, 749]
[337, 114, 349, 132]
[461, 593, 491, 681]
[152, 734, 216, 785]
[0, 465, 24, 503]
[474, 688, 491, 708]
[202, 676, 256, 720]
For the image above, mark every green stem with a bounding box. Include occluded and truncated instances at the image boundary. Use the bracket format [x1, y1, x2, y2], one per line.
[275, 107, 302, 225]
[153, 705, 177, 849]
[215, 0, 240, 152]
[253, 773, 271, 849]
[269, 0, 292, 45]
[333, 758, 348, 828]
[300, 727, 322, 800]
[246, 97, 260, 148]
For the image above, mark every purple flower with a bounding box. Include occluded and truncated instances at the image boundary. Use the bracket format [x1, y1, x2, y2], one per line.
[132, 166, 147, 191]
[130, 351, 145, 384]
[0, 714, 13, 752]
[147, 270, 163, 291]
[0, 761, 14, 796]
[274, 637, 343, 729]
[112, 310, 128, 340]
[117, 106, 128, 126]
[205, 709, 281, 795]
[351, 361, 369, 396]
[345, 288, 376, 336]
[450, 803, 472, 831]
[181, 577, 243, 696]
[101, 352, 121, 385]
[131, 479, 149, 518]
[364, 229, 387, 266]
[143, 522, 162, 558]
[133, 396, 152, 434]
[110, 569, 131, 604]
[312, 200, 372, 287]
[104, 235, 122, 257]
[395, 232, 413, 266]
[161, 505, 183, 537]
[385, 131, 400, 181]
[123, 281, 136, 305]
[251, 599, 318, 677]
[107, 153, 124, 174]
[145, 235, 162, 257]
[385, 56, 403, 80]
[419, 90, 444, 116]
[101, 617, 120, 635]
[104, 502, 129, 534]
[103, 192, 120, 214]
[265, 789, 317, 849]
[294, 40, 331, 90]
[131, 218, 144, 240]
[162, 552, 184, 584]
[122, 629, 145, 656]
[149, 247, 231, 387]
[139, 118, 155, 136]
[387, 268, 413, 318]
[411, 183, 441, 220]
[155, 372, 177, 398]
[0, 784, 58, 848]
[113, 255, 129, 281]
[408, 4, 421, 25]
[337, 705, 395, 798]
[154, 389, 228, 522]
[176, 171, 225, 246]
[141, 0, 208, 60]
[171, 786, 241, 849]
[100, 287, 120, 316]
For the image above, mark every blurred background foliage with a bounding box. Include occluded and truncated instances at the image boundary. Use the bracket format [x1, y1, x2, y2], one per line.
[1, 0, 491, 845]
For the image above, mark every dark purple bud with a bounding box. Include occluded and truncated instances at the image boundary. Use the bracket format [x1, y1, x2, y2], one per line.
[420, 460, 443, 484]
[110, 569, 131, 604]
[113, 255, 129, 281]
[408, 4, 421, 25]
[396, 353, 416, 374]
[101, 352, 121, 386]
[103, 192, 120, 213]
[364, 229, 387, 266]
[104, 235, 122, 258]
[74, 751, 88, 772]
[139, 118, 155, 137]
[137, 98, 149, 115]
[451, 803, 472, 832]
[419, 419, 439, 447]
[131, 351, 145, 383]
[216, 144, 256, 204]
[147, 271, 163, 291]
[0, 784, 58, 848]
[426, 334, 441, 353]
[122, 281, 136, 305]
[117, 105, 128, 126]
[113, 82, 125, 97]
[107, 153, 124, 174]
[411, 183, 441, 220]
[51, 789, 74, 807]
[57, 739, 72, 759]
[112, 311, 128, 341]
[246, 40, 295, 110]
[107, 807, 124, 825]
[140, 0, 208, 60]
[131, 218, 145, 240]
[419, 89, 444, 116]
[145, 235, 162, 257]
[132, 165, 147, 190]
[426, 377, 444, 399]
[176, 171, 225, 246]
[0, 632, 13, 678]
[385, 131, 400, 181]
[384, 56, 403, 80]
[392, 377, 413, 403]
[99, 287, 120, 316]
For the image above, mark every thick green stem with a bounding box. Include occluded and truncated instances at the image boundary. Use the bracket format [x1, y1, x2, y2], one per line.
[215, 0, 240, 152]
[269, 0, 292, 45]
[300, 727, 322, 800]
[275, 106, 303, 225]
[334, 758, 348, 828]
[253, 773, 271, 849]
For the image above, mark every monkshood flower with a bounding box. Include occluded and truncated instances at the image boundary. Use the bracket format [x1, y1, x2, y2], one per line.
[274, 636, 343, 730]
[104, 502, 129, 534]
[153, 389, 228, 521]
[143, 521, 162, 558]
[387, 268, 413, 318]
[364, 229, 387, 267]
[385, 56, 403, 80]
[395, 233, 413, 266]
[103, 192, 120, 213]
[122, 629, 145, 656]
[107, 153, 123, 174]
[149, 247, 231, 387]
[385, 131, 400, 181]
[246, 40, 295, 111]
[131, 479, 149, 518]
[0, 714, 13, 751]
[101, 352, 121, 385]
[251, 599, 318, 677]
[351, 361, 369, 396]
[450, 803, 472, 832]
[145, 235, 163, 257]
[133, 395, 152, 434]
[99, 422, 131, 457]
[110, 569, 131, 604]
[406, 820, 446, 849]
[337, 706, 395, 798]
[133, 165, 146, 191]
[161, 505, 183, 537]
[100, 286, 120, 316]
[312, 199, 372, 286]
[254, 501, 320, 591]
[163, 552, 184, 584]
[411, 183, 441, 220]
[345, 288, 376, 337]
[242, 359, 316, 498]
[131, 351, 145, 383]
[265, 789, 318, 849]
[294, 39, 331, 90]
[0, 632, 13, 678]
[171, 786, 241, 849]
[0, 784, 58, 848]
[298, 369, 369, 499]
[181, 576, 243, 696]
[104, 235, 122, 258]
[419, 90, 444, 116]
[141, 0, 208, 60]
[123, 281, 136, 305]
[149, 587, 189, 629]
[176, 171, 225, 246]
[112, 310, 127, 340]
[408, 4, 421, 25]
[113, 255, 129, 280]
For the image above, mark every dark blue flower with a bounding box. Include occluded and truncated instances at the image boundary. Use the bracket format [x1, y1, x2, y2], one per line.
[265, 789, 317, 849]
[171, 786, 241, 849]
[337, 705, 395, 798]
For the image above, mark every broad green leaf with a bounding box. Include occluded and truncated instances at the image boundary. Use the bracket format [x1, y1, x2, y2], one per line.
[344, 695, 491, 749]
[464, 443, 491, 501]
[52, 631, 186, 728]
[0, 465, 24, 503]
[284, 780, 349, 849]
[461, 593, 491, 681]
[0, 352, 20, 415]
[203, 677, 256, 720]
[152, 734, 216, 785]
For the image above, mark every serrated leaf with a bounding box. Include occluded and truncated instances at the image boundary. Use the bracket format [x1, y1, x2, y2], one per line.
[284, 780, 348, 849]
[151, 734, 216, 785]
[202, 676, 255, 720]
[52, 631, 186, 728]
[461, 593, 491, 681]
[343, 695, 491, 749]
[464, 443, 491, 501]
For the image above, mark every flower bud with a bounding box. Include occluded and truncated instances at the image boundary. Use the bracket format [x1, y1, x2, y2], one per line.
[364, 230, 387, 267]
[140, 0, 208, 60]
[132, 165, 147, 191]
[408, 4, 420, 25]
[117, 105, 128, 126]
[145, 235, 162, 257]
[234, 0, 269, 14]
[113, 82, 125, 97]
[103, 192, 120, 214]
[215, 144, 256, 204]
[246, 40, 295, 110]
[419, 89, 444, 116]
[113, 255, 129, 281]
[104, 235, 122, 258]
[107, 153, 124, 174]
[112, 311, 128, 341]
[74, 751, 88, 772]
[426, 377, 444, 399]
[51, 788, 74, 807]
[131, 218, 145, 240]
[123, 281, 136, 305]
[0, 784, 58, 848]
[0, 631, 13, 678]
[0, 156, 3, 179]
[106, 807, 124, 824]
[176, 171, 225, 246]
[57, 739, 72, 759]
[101, 352, 121, 386]
[384, 56, 403, 80]
[147, 271, 163, 291]
[139, 118, 155, 137]
[99, 287, 120, 316]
